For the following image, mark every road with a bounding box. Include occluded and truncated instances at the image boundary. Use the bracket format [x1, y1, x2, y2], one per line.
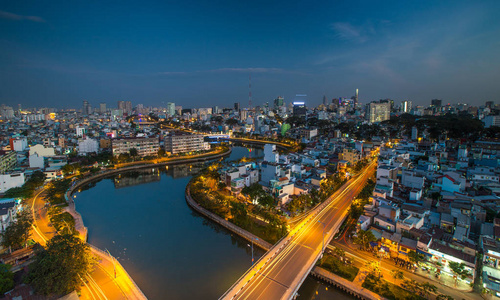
[28, 187, 143, 300]
[221, 159, 377, 300]
[330, 238, 482, 300]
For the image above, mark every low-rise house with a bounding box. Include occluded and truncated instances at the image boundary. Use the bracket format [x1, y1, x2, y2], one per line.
[481, 236, 500, 297]
[428, 241, 476, 284]
[0, 173, 25, 193]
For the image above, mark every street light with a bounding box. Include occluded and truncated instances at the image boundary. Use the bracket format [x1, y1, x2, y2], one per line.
[247, 238, 258, 265]
[105, 248, 116, 278]
[318, 220, 326, 257]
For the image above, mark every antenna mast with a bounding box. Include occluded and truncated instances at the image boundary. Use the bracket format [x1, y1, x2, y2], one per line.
[249, 74, 252, 110]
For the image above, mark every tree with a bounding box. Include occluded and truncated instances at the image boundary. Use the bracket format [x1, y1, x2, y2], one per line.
[436, 293, 454, 300]
[258, 194, 275, 209]
[0, 264, 14, 294]
[333, 247, 346, 262]
[448, 261, 470, 286]
[408, 250, 425, 266]
[402, 279, 421, 294]
[1, 209, 33, 252]
[354, 229, 377, 250]
[26, 234, 96, 296]
[158, 148, 166, 157]
[391, 269, 404, 285]
[129, 148, 138, 157]
[365, 260, 380, 278]
[225, 118, 238, 126]
[421, 282, 438, 298]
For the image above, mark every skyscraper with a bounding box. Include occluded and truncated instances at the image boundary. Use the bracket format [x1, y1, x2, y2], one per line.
[431, 99, 442, 107]
[293, 102, 306, 117]
[401, 100, 412, 113]
[82, 100, 91, 115]
[322, 95, 328, 106]
[167, 102, 176, 117]
[99, 102, 107, 114]
[366, 101, 390, 123]
[354, 89, 359, 106]
[274, 96, 284, 108]
[234, 102, 240, 111]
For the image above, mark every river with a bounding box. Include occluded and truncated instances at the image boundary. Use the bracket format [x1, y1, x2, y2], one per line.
[74, 146, 354, 299]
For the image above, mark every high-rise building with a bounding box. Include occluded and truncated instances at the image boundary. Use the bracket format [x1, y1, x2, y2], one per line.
[118, 100, 132, 115]
[354, 89, 359, 106]
[99, 102, 107, 114]
[82, 100, 91, 115]
[322, 95, 328, 106]
[274, 96, 284, 108]
[411, 126, 418, 140]
[125, 101, 132, 115]
[293, 101, 307, 117]
[485, 101, 495, 109]
[366, 101, 390, 123]
[401, 100, 412, 113]
[234, 102, 240, 111]
[166, 102, 176, 117]
[431, 99, 442, 107]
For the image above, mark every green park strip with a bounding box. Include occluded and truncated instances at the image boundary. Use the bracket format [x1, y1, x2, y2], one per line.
[316, 253, 359, 282]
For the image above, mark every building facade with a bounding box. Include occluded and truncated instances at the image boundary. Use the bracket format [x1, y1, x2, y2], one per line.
[366, 101, 391, 123]
[112, 137, 159, 157]
[165, 133, 207, 154]
[0, 151, 17, 174]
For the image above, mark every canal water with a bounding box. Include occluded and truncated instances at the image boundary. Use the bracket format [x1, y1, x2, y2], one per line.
[74, 146, 354, 299]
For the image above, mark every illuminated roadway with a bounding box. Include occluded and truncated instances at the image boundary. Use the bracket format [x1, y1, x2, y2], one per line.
[221, 159, 377, 300]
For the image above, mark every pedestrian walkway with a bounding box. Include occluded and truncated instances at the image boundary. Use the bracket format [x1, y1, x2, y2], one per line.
[354, 268, 369, 286]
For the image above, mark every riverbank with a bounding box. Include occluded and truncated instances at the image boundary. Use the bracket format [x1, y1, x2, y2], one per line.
[186, 174, 382, 300]
[61, 147, 232, 299]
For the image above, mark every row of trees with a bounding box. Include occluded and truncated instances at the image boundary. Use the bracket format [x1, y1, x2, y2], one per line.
[190, 167, 288, 243]
[287, 174, 346, 216]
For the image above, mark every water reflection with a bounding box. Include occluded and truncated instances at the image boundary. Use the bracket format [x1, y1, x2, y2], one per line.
[74, 146, 349, 299]
[114, 169, 161, 188]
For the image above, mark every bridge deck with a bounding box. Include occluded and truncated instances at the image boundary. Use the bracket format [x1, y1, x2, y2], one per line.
[221, 160, 377, 300]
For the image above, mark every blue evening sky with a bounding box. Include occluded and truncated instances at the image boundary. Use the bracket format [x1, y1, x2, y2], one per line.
[1, 1, 499, 109]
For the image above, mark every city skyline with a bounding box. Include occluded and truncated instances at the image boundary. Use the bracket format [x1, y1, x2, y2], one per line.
[1, 1, 500, 108]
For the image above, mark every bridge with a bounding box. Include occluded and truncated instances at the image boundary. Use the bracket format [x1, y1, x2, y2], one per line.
[220, 159, 377, 300]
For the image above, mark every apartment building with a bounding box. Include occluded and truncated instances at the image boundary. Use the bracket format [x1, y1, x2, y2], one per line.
[112, 137, 159, 157]
[164, 132, 207, 154]
[0, 151, 17, 174]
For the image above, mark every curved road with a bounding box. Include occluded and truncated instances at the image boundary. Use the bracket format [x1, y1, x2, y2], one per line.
[29, 187, 141, 300]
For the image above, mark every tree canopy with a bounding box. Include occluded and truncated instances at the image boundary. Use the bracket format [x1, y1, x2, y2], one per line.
[26, 234, 96, 296]
[0, 209, 33, 252]
[0, 264, 14, 294]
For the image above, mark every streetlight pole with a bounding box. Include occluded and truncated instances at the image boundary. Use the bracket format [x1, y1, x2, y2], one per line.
[248, 238, 258, 265]
[106, 248, 116, 278]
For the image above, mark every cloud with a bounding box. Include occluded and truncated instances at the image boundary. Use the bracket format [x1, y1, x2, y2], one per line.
[0, 10, 45, 22]
[157, 67, 292, 76]
[330, 22, 367, 43]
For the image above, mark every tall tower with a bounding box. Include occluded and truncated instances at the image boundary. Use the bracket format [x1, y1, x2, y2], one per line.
[355, 89, 359, 106]
[248, 74, 252, 110]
